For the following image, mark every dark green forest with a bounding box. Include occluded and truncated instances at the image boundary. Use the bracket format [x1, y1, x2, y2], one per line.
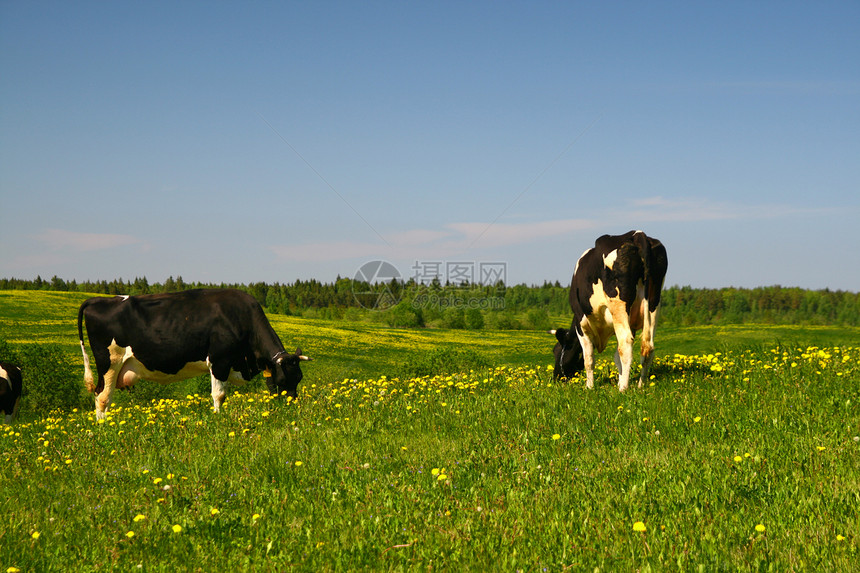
[2, 275, 858, 328]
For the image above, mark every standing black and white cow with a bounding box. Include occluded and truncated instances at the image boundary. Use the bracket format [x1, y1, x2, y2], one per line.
[0, 361, 23, 424]
[551, 230, 668, 391]
[78, 289, 311, 419]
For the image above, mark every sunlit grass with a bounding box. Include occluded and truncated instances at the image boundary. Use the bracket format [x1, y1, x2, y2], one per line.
[2, 345, 858, 571]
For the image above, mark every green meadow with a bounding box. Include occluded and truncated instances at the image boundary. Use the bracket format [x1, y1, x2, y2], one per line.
[1, 290, 858, 571]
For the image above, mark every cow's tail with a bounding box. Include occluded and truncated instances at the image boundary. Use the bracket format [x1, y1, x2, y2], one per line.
[645, 238, 668, 313]
[631, 232, 665, 313]
[633, 233, 668, 357]
[77, 300, 95, 393]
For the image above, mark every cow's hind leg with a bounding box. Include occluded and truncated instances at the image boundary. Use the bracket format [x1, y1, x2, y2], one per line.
[614, 328, 635, 392]
[638, 304, 660, 388]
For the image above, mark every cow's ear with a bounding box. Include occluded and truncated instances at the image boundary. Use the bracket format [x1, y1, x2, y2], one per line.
[295, 347, 312, 361]
[550, 328, 568, 344]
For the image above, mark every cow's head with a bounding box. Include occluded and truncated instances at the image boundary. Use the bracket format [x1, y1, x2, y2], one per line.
[268, 348, 311, 398]
[549, 328, 584, 380]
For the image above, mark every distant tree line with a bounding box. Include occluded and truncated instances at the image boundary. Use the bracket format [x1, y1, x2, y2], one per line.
[2, 275, 858, 327]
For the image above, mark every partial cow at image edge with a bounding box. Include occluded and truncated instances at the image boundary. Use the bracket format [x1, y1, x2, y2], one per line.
[0, 360, 23, 423]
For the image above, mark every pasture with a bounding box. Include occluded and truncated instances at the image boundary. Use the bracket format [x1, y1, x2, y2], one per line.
[1, 290, 859, 571]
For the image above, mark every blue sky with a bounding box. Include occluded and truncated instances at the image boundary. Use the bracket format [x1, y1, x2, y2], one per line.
[2, 1, 858, 290]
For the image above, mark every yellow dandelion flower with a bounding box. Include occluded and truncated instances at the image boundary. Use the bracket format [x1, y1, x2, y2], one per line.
[133, 514, 146, 522]
[172, 524, 183, 533]
[836, 534, 845, 541]
[31, 531, 40, 540]
[693, 416, 701, 423]
[734, 456, 743, 463]
[437, 474, 448, 481]
[431, 468, 440, 476]
[633, 521, 646, 532]
[294, 461, 303, 466]
[755, 524, 766, 533]
[8, 567, 22, 573]
[252, 513, 261, 521]
[210, 508, 220, 516]
[552, 433, 561, 440]
[816, 446, 825, 451]
[125, 531, 135, 539]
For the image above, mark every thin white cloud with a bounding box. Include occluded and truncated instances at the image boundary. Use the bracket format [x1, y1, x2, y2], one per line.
[270, 197, 826, 263]
[34, 229, 146, 252]
[387, 228, 453, 245]
[628, 196, 832, 222]
[447, 218, 597, 249]
[271, 219, 596, 262]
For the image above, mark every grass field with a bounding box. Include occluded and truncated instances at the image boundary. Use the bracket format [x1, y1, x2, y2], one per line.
[1, 290, 859, 571]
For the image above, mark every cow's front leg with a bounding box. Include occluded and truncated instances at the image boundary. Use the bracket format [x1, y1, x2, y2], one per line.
[5, 402, 19, 424]
[95, 369, 118, 420]
[210, 375, 227, 413]
[638, 348, 655, 389]
[579, 334, 596, 389]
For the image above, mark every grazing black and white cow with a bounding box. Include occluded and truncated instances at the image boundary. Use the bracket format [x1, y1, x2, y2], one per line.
[0, 361, 23, 424]
[550, 230, 668, 391]
[77, 289, 311, 419]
